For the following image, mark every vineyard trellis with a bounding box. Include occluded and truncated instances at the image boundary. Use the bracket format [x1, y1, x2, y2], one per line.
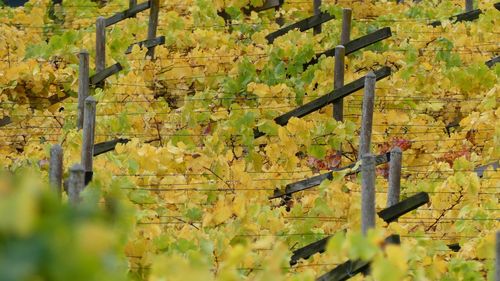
[1, 0, 499, 280]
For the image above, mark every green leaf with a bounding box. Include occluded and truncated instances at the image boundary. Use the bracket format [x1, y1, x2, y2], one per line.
[308, 145, 326, 159]
[185, 208, 203, 221]
[128, 159, 139, 174]
[128, 190, 156, 204]
[326, 231, 346, 254]
[347, 231, 379, 261]
[257, 120, 278, 136]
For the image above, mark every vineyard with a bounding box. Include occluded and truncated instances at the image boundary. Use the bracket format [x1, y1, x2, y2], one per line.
[0, 0, 499, 280]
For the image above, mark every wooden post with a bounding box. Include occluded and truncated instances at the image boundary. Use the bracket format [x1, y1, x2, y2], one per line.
[146, 0, 160, 59]
[49, 144, 63, 199]
[361, 153, 375, 235]
[387, 147, 402, 207]
[334, 45, 345, 161]
[275, 5, 284, 26]
[333, 45, 345, 122]
[313, 0, 321, 35]
[129, 0, 137, 9]
[77, 50, 89, 129]
[340, 8, 352, 45]
[49, 0, 63, 22]
[465, 0, 473, 12]
[358, 72, 376, 159]
[96, 16, 106, 88]
[81, 96, 96, 184]
[68, 164, 85, 205]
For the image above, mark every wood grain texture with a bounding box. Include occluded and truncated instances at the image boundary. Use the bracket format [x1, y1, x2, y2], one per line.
[81, 96, 96, 174]
[95, 17, 106, 74]
[340, 8, 352, 45]
[68, 164, 85, 205]
[387, 147, 402, 208]
[358, 72, 376, 158]
[49, 144, 63, 199]
[361, 154, 376, 234]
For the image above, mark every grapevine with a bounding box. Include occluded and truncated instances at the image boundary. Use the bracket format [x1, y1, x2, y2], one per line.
[0, 0, 498, 280]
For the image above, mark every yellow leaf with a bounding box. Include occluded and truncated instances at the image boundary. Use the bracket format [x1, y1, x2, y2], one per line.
[247, 82, 270, 98]
[385, 245, 408, 272]
[213, 201, 232, 225]
[232, 196, 246, 218]
[433, 255, 448, 274]
[421, 62, 433, 71]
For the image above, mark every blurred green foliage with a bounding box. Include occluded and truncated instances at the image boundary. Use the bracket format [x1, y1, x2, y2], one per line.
[0, 168, 133, 281]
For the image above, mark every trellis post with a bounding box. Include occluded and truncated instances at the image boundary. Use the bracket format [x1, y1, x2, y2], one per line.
[333, 45, 345, 122]
[340, 8, 352, 45]
[387, 147, 402, 208]
[361, 153, 376, 235]
[465, 0, 473, 12]
[81, 96, 96, 185]
[96, 16, 106, 88]
[68, 164, 85, 205]
[146, 0, 160, 59]
[334, 45, 345, 160]
[313, 0, 322, 35]
[49, 144, 63, 199]
[358, 72, 376, 159]
[77, 50, 89, 129]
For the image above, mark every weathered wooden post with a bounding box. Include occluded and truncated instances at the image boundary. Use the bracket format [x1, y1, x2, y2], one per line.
[146, 0, 160, 59]
[49, 0, 63, 22]
[340, 8, 352, 45]
[360, 72, 376, 235]
[81, 96, 96, 185]
[275, 1, 284, 26]
[361, 153, 376, 235]
[358, 72, 376, 159]
[77, 50, 89, 129]
[313, 0, 322, 35]
[333, 45, 345, 122]
[68, 164, 85, 205]
[129, 0, 137, 9]
[465, 0, 473, 12]
[333, 45, 345, 161]
[96, 16, 106, 87]
[387, 147, 402, 207]
[49, 144, 63, 199]
[338, 8, 351, 136]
